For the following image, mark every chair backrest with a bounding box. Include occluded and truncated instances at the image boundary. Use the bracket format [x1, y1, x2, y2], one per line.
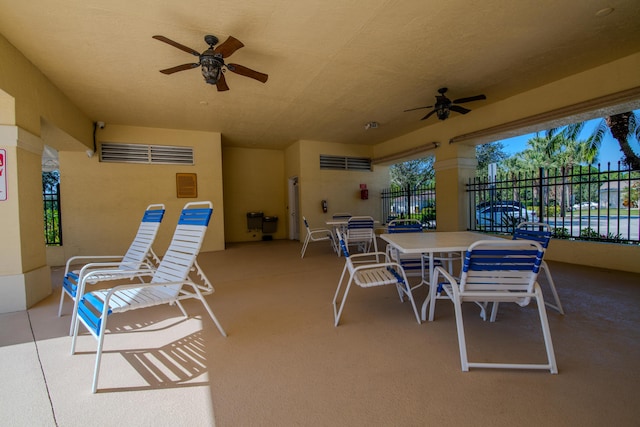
[513, 222, 552, 249]
[346, 216, 375, 240]
[388, 218, 422, 233]
[460, 240, 544, 294]
[119, 204, 166, 270]
[151, 202, 213, 290]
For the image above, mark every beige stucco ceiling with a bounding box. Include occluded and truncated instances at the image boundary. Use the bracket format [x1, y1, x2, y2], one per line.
[1, 0, 639, 150]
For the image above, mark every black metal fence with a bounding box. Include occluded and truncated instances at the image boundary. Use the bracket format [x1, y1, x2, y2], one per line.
[467, 163, 640, 244]
[43, 183, 62, 245]
[381, 183, 436, 228]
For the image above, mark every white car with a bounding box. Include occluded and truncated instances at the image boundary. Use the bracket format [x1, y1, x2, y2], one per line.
[571, 202, 598, 211]
[476, 203, 537, 230]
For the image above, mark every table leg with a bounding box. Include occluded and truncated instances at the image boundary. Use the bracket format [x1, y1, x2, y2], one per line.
[420, 252, 434, 321]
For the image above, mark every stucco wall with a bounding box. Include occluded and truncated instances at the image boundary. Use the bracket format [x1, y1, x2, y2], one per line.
[58, 124, 225, 260]
[298, 140, 389, 231]
[222, 146, 286, 242]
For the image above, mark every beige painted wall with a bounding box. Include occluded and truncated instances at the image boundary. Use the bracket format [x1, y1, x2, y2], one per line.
[222, 146, 286, 242]
[0, 34, 92, 148]
[0, 126, 51, 311]
[59, 125, 225, 260]
[298, 140, 389, 232]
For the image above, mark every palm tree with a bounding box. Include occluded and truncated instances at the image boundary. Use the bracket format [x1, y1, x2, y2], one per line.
[503, 134, 592, 214]
[547, 110, 640, 169]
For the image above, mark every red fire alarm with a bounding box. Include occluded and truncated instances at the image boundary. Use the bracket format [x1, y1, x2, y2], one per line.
[360, 183, 368, 200]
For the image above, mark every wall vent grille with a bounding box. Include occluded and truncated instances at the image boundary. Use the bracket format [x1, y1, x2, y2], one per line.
[100, 142, 194, 165]
[319, 155, 371, 171]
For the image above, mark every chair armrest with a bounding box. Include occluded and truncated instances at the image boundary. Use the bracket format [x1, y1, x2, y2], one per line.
[432, 265, 459, 297]
[76, 268, 155, 298]
[75, 261, 154, 278]
[64, 255, 124, 275]
[349, 251, 389, 261]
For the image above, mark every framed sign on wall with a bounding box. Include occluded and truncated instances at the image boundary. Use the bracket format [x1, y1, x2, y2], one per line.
[176, 173, 197, 198]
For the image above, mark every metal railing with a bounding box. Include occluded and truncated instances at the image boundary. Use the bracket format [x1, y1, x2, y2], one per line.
[43, 183, 62, 245]
[381, 183, 436, 228]
[467, 163, 640, 244]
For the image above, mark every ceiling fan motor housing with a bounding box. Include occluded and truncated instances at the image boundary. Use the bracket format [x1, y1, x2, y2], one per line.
[200, 51, 225, 84]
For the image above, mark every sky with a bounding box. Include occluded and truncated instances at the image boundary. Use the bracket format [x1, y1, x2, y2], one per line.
[495, 111, 640, 167]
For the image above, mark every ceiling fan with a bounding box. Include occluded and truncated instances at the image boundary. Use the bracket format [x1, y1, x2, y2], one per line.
[152, 34, 268, 91]
[404, 87, 486, 121]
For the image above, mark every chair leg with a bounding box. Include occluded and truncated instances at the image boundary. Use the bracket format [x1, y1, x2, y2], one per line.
[301, 235, 310, 258]
[489, 302, 499, 322]
[69, 292, 81, 337]
[452, 296, 470, 372]
[534, 284, 558, 374]
[541, 261, 564, 315]
[57, 286, 67, 317]
[403, 285, 421, 324]
[190, 284, 227, 337]
[91, 313, 110, 393]
[332, 265, 352, 326]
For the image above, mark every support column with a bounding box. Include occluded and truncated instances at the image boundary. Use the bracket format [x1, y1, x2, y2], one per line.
[0, 125, 51, 313]
[434, 146, 478, 231]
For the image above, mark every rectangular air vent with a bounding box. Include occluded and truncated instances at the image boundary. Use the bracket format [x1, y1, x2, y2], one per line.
[320, 155, 371, 171]
[100, 142, 194, 165]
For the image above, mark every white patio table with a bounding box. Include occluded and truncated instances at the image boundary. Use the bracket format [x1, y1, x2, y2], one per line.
[380, 231, 505, 322]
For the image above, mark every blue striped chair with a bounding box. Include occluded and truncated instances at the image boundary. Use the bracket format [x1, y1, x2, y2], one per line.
[385, 219, 425, 285]
[513, 222, 564, 314]
[301, 216, 336, 258]
[433, 239, 557, 373]
[333, 230, 420, 326]
[345, 216, 377, 254]
[70, 201, 227, 393]
[58, 204, 166, 335]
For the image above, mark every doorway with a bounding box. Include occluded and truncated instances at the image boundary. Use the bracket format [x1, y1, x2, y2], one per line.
[288, 176, 300, 240]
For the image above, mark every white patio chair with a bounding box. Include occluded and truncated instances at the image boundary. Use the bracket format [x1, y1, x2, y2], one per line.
[433, 239, 557, 373]
[70, 201, 227, 393]
[58, 203, 166, 335]
[345, 216, 378, 255]
[511, 221, 564, 314]
[333, 230, 420, 326]
[301, 216, 336, 258]
[331, 212, 352, 239]
[385, 219, 424, 285]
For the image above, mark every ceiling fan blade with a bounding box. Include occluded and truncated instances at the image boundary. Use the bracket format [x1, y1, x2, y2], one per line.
[450, 105, 471, 114]
[214, 36, 245, 58]
[403, 105, 433, 112]
[421, 110, 437, 121]
[227, 63, 268, 83]
[152, 35, 200, 57]
[452, 94, 486, 104]
[159, 63, 200, 74]
[216, 73, 230, 91]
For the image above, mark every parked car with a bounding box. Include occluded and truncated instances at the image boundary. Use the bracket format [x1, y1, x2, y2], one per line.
[571, 202, 598, 211]
[476, 203, 537, 231]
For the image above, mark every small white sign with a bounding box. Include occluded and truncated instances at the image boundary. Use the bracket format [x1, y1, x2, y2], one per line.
[0, 149, 6, 201]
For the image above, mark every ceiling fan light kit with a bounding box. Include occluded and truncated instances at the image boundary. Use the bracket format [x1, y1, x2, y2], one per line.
[153, 34, 268, 91]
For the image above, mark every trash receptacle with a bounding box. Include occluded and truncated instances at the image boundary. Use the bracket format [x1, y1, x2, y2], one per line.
[246, 212, 263, 230]
[262, 216, 278, 234]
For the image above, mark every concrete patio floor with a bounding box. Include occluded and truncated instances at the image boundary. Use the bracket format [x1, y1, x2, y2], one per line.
[1, 239, 639, 426]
